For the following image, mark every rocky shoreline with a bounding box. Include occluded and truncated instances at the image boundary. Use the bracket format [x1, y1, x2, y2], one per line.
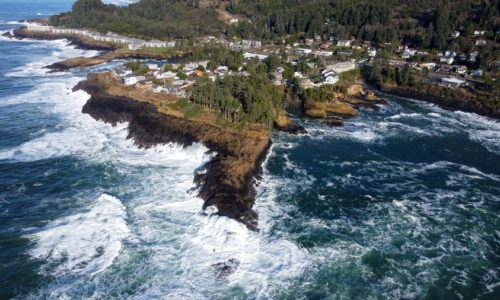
[10, 27, 184, 72]
[75, 73, 272, 230]
[380, 85, 500, 120]
[12, 27, 118, 51]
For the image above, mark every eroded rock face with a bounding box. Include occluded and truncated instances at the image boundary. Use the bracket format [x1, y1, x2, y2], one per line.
[74, 74, 271, 230]
[274, 114, 307, 134]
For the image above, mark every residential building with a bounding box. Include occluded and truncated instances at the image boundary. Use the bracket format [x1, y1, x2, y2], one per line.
[440, 56, 454, 64]
[367, 48, 377, 57]
[123, 75, 146, 86]
[243, 52, 268, 61]
[324, 74, 339, 85]
[475, 39, 487, 46]
[439, 77, 466, 88]
[337, 39, 352, 47]
[324, 61, 356, 74]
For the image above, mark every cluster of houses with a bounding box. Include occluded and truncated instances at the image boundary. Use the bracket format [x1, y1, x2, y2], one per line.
[27, 21, 494, 92]
[26, 24, 176, 50]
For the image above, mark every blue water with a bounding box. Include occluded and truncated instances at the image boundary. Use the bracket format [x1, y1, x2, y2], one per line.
[0, 1, 499, 299]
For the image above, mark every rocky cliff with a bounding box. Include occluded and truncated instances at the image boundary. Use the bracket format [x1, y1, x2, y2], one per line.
[74, 73, 271, 230]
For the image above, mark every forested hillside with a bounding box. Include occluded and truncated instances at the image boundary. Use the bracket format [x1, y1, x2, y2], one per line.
[50, 0, 499, 51]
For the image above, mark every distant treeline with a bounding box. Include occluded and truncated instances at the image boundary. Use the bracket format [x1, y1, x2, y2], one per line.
[49, 0, 225, 39]
[51, 0, 499, 52]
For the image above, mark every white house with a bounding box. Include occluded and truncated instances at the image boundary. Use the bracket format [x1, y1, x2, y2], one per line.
[450, 31, 460, 38]
[337, 40, 352, 47]
[419, 62, 437, 69]
[469, 51, 479, 62]
[144, 40, 167, 48]
[293, 72, 304, 78]
[324, 74, 339, 85]
[313, 50, 333, 57]
[440, 56, 454, 64]
[295, 48, 313, 55]
[367, 48, 377, 57]
[470, 69, 484, 77]
[440, 77, 466, 88]
[152, 85, 163, 93]
[243, 52, 268, 61]
[324, 61, 356, 74]
[147, 64, 159, 71]
[123, 75, 146, 86]
[475, 39, 487, 46]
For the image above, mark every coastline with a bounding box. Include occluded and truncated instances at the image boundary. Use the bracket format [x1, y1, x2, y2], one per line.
[75, 73, 272, 230]
[380, 84, 500, 120]
[12, 27, 118, 51]
[11, 27, 184, 72]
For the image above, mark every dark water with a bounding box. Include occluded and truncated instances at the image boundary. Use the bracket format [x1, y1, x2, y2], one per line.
[0, 1, 499, 299]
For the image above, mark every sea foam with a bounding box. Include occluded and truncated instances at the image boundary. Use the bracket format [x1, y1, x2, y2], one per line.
[29, 194, 130, 276]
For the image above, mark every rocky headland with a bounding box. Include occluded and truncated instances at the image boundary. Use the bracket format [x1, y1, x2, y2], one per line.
[13, 27, 118, 51]
[302, 84, 387, 126]
[380, 83, 500, 120]
[11, 27, 184, 72]
[74, 72, 272, 230]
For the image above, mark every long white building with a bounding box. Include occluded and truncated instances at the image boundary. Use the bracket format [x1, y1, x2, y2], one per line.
[26, 24, 176, 49]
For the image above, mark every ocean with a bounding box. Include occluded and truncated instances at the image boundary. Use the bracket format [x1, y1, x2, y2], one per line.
[0, 1, 499, 299]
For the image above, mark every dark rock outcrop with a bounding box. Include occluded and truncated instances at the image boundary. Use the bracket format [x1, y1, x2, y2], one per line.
[381, 85, 500, 120]
[212, 258, 240, 277]
[74, 74, 271, 230]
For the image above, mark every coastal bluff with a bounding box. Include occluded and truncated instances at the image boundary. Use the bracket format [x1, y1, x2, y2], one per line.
[74, 72, 272, 230]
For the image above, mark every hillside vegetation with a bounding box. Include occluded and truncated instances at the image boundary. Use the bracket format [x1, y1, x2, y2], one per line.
[51, 0, 499, 51]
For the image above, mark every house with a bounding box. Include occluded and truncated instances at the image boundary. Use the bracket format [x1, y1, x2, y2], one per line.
[299, 78, 317, 89]
[475, 39, 487, 46]
[152, 85, 163, 93]
[337, 39, 352, 47]
[216, 66, 229, 73]
[337, 50, 353, 56]
[419, 63, 437, 70]
[243, 52, 268, 61]
[230, 39, 261, 49]
[440, 56, 454, 64]
[474, 30, 486, 36]
[321, 69, 336, 78]
[293, 72, 304, 78]
[450, 31, 460, 38]
[123, 75, 146, 86]
[367, 48, 377, 57]
[470, 69, 484, 77]
[147, 64, 159, 71]
[444, 50, 457, 57]
[172, 79, 185, 86]
[128, 42, 143, 50]
[229, 18, 239, 24]
[469, 51, 479, 62]
[296, 48, 313, 55]
[402, 47, 417, 59]
[439, 77, 466, 88]
[324, 74, 339, 85]
[324, 61, 356, 74]
[144, 40, 167, 48]
[313, 50, 333, 57]
[156, 71, 176, 79]
[305, 39, 314, 45]
[455, 65, 467, 75]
